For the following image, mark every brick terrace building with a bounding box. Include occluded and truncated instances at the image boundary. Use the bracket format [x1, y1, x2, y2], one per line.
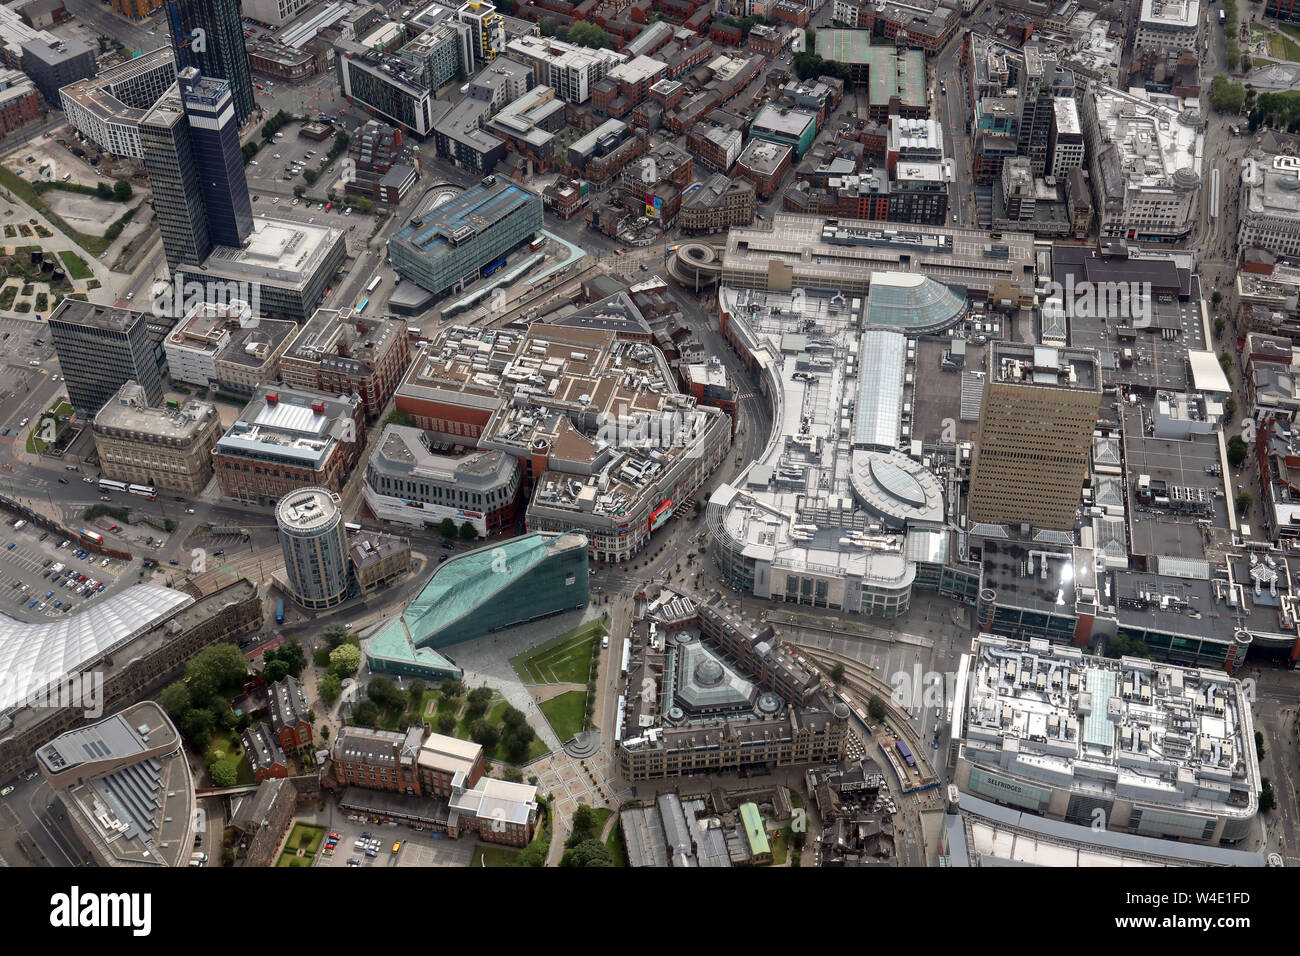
[267, 675, 313, 753]
[0, 69, 42, 135]
[331, 725, 485, 797]
[242, 723, 289, 782]
[279, 310, 411, 419]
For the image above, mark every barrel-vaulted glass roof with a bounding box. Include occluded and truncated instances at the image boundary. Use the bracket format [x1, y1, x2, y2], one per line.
[0, 585, 193, 715]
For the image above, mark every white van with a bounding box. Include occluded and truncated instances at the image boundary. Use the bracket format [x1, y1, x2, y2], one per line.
[601, 635, 609, 649]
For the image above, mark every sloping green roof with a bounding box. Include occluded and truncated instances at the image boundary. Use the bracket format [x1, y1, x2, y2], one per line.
[403, 534, 565, 642]
[739, 802, 770, 857]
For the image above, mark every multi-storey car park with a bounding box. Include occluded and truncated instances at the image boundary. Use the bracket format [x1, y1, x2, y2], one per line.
[952, 634, 1259, 845]
[394, 322, 731, 562]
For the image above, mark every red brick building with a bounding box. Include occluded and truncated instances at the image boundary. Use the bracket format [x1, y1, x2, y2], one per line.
[242, 724, 290, 783]
[709, 20, 743, 45]
[279, 312, 412, 420]
[735, 139, 792, 199]
[0, 70, 42, 136]
[214, 387, 366, 505]
[266, 675, 313, 753]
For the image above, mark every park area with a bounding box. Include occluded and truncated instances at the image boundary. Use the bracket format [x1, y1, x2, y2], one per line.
[510, 616, 608, 685]
[539, 690, 588, 743]
[351, 674, 549, 765]
[276, 823, 327, 867]
[25, 399, 75, 454]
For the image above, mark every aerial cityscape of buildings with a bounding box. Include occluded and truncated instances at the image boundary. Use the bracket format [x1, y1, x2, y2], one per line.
[0, 0, 1292, 894]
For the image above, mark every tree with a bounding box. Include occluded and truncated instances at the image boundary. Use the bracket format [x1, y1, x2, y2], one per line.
[182, 707, 216, 740]
[1219, 351, 1233, 373]
[436, 711, 458, 735]
[1236, 491, 1253, 513]
[160, 681, 190, 719]
[539, 16, 557, 37]
[439, 517, 457, 538]
[569, 804, 598, 844]
[503, 767, 524, 783]
[113, 179, 132, 201]
[1106, 632, 1152, 659]
[188, 644, 250, 695]
[501, 705, 528, 731]
[264, 657, 290, 683]
[303, 168, 319, 185]
[321, 724, 331, 741]
[383, 408, 415, 428]
[560, 839, 614, 867]
[293, 185, 306, 198]
[469, 718, 499, 749]
[408, 678, 426, 703]
[459, 521, 477, 541]
[1260, 778, 1276, 812]
[1227, 434, 1250, 466]
[466, 686, 493, 719]
[866, 694, 886, 722]
[319, 673, 342, 703]
[1224, 395, 1237, 419]
[1255, 729, 1265, 759]
[367, 675, 405, 712]
[322, 623, 349, 649]
[441, 678, 466, 698]
[329, 642, 361, 678]
[830, 662, 846, 686]
[1209, 74, 1246, 113]
[209, 758, 237, 788]
[1211, 290, 1223, 307]
[352, 699, 379, 727]
[567, 20, 607, 48]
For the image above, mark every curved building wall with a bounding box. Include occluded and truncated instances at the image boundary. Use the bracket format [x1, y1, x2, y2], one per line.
[276, 487, 350, 610]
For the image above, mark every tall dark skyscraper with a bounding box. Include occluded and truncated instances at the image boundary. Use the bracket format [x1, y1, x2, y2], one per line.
[181, 70, 253, 248]
[140, 80, 211, 270]
[166, 0, 254, 125]
[141, 67, 252, 270]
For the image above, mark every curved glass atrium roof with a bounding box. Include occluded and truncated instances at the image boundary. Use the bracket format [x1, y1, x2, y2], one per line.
[0, 585, 193, 715]
[866, 271, 968, 333]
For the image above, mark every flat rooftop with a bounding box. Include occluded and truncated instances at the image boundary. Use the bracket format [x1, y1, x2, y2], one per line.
[191, 216, 343, 289]
[963, 634, 1258, 818]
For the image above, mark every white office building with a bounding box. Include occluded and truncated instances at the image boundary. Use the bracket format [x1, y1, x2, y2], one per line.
[1239, 151, 1300, 259]
[1080, 86, 1204, 240]
[1134, 0, 1200, 54]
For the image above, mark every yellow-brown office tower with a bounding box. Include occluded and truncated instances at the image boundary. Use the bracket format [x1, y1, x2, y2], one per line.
[968, 343, 1100, 530]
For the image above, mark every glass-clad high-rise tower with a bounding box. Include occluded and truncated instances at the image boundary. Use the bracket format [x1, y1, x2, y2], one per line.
[180, 70, 253, 248]
[166, 0, 254, 124]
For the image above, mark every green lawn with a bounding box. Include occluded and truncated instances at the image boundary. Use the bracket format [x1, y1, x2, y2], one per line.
[471, 844, 521, 867]
[771, 829, 789, 866]
[605, 816, 628, 866]
[538, 690, 587, 742]
[204, 731, 255, 786]
[286, 822, 326, 855]
[276, 851, 312, 867]
[510, 616, 608, 684]
[58, 250, 93, 280]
